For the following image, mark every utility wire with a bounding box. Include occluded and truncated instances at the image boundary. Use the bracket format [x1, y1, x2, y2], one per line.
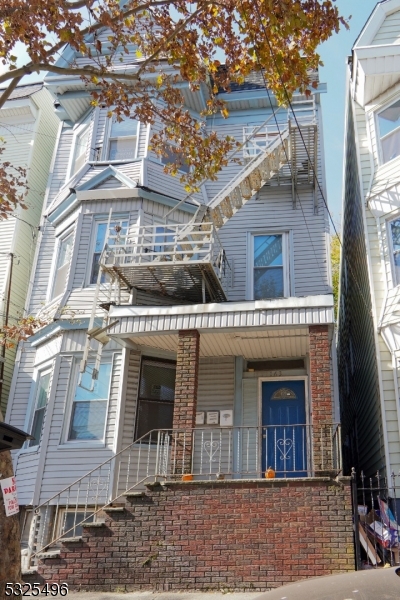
[238, 0, 325, 287]
[246, 0, 372, 317]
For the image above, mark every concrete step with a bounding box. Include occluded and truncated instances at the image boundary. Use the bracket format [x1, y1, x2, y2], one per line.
[82, 521, 106, 528]
[36, 550, 61, 559]
[123, 491, 146, 498]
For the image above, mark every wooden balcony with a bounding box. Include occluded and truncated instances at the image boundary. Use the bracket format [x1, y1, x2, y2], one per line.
[101, 223, 232, 303]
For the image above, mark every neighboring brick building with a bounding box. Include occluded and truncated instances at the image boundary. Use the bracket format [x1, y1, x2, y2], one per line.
[5, 18, 352, 591]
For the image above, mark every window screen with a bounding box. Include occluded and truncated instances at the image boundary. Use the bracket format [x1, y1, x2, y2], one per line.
[135, 359, 176, 440]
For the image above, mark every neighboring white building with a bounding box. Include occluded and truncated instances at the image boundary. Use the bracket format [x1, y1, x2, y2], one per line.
[0, 84, 59, 417]
[5, 33, 341, 572]
[338, 0, 400, 479]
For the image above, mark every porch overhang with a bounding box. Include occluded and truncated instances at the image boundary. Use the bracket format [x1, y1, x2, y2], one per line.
[108, 295, 334, 357]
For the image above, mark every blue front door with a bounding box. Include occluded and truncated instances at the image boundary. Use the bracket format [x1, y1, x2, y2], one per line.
[261, 380, 307, 477]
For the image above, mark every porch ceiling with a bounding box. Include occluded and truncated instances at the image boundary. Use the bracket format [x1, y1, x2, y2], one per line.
[114, 327, 309, 359]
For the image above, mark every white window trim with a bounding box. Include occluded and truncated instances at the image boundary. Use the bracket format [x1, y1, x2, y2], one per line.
[67, 116, 92, 180]
[85, 214, 130, 287]
[60, 354, 115, 447]
[246, 231, 290, 301]
[376, 99, 400, 166]
[21, 363, 53, 453]
[101, 115, 140, 162]
[47, 226, 75, 302]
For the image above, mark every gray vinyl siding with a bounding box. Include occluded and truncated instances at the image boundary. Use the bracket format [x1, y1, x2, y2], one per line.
[219, 187, 330, 302]
[338, 96, 385, 477]
[242, 378, 258, 475]
[37, 349, 122, 503]
[192, 357, 235, 476]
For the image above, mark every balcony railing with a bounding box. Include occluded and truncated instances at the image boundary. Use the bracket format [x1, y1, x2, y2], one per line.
[101, 222, 232, 302]
[26, 423, 341, 569]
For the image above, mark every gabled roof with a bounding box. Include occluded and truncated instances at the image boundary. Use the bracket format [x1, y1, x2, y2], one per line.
[0, 83, 43, 101]
[46, 165, 138, 223]
[352, 0, 400, 106]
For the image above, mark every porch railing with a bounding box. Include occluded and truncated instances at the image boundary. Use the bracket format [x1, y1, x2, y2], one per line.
[27, 423, 341, 569]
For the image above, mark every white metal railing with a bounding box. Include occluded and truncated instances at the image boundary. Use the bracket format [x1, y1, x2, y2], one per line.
[102, 222, 232, 290]
[27, 423, 341, 568]
[242, 100, 316, 161]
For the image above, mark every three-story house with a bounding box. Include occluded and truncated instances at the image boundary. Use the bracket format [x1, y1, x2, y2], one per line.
[5, 33, 354, 590]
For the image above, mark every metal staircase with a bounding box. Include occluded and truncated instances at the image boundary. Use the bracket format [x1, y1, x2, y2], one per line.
[79, 97, 318, 387]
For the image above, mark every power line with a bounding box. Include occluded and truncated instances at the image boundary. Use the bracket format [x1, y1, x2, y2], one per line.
[242, 0, 372, 317]
[238, 1, 325, 288]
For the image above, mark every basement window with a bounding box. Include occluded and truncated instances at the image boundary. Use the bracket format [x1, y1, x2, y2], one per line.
[135, 358, 176, 441]
[377, 100, 400, 164]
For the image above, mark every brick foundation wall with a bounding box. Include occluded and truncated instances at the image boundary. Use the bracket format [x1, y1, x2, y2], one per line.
[30, 478, 354, 593]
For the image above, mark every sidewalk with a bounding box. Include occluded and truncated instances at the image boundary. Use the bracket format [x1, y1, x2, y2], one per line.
[65, 593, 260, 600]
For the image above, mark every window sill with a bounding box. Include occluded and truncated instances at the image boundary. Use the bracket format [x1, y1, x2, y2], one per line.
[89, 158, 141, 166]
[57, 441, 107, 450]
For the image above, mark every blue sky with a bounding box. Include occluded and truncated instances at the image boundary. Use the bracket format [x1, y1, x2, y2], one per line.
[319, 0, 379, 230]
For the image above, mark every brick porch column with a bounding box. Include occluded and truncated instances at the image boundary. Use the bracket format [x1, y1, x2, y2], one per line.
[309, 325, 335, 475]
[172, 329, 200, 474]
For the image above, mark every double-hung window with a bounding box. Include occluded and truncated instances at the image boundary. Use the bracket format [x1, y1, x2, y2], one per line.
[135, 358, 176, 440]
[389, 218, 400, 285]
[52, 232, 74, 299]
[29, 371, 51, 448]
[71, 123, 91, 175]
[89, 218, 129, 284]
[68, 360, 112, 441]
[377, 100, 400, 164]
[250, 233, 288, 300]
[106, 115, 138, 161]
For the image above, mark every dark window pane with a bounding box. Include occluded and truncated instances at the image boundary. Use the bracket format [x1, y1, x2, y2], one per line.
[254, 267, 284, 299]
[29, 407, 46, 447]
[139, 362, 176, 401]
[135, 400, 174, 440]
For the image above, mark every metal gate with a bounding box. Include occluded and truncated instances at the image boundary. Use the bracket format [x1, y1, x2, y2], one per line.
[351, 468, 400, 569]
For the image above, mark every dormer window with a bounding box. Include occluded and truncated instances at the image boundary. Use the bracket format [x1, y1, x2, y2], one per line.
[377, 100, 400, 164]
[107, 115, 138, 161]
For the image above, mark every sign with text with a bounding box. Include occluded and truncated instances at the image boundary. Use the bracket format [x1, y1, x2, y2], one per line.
[1, 476, 19, 516]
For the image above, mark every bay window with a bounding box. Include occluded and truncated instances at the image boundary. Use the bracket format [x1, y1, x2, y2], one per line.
[377, 100, 400, 164]
[89, 218, 129, 284]
[52, 232, 74, 299]
[106, 115, 138, 161]
[68, 360, 112, 441]
[29, 371, 51, 448]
